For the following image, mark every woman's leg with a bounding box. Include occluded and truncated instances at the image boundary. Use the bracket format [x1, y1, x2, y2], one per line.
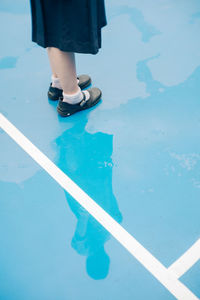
[47, 47, 79, 95]
[47, 47, 58, 78]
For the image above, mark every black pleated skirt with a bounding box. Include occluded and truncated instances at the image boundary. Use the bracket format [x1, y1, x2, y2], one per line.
[29, 0, 107, 54]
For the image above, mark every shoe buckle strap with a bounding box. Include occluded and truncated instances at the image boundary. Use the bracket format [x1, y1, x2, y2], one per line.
[79, 92, 87, 107]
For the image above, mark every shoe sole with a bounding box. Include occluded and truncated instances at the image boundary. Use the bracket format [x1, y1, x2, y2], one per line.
[57, 90, 102, 117]
[47, 78, 92, 101]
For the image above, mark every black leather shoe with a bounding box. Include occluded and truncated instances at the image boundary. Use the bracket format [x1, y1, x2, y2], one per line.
[47, 74, 92, 101]
[57, 87, 102, 117]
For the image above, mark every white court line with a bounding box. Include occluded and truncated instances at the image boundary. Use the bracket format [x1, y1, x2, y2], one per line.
[0, 112, 199, 300]
[168, 239, 200, 279]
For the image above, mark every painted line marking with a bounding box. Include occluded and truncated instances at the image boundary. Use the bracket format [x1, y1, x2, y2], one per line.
[0, 113, 199, 300]
[168, 239, 200, 279]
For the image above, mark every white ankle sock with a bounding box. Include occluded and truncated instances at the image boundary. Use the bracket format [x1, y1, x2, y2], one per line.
[51, 75, 62, 89]
[51, 75, 79, 89]
[63, 86, 90, 104]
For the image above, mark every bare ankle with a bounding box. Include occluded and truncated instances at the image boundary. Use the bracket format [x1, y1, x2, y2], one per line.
[63, 87, 80, 95]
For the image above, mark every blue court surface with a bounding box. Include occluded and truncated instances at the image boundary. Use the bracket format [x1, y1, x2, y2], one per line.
[0, 1, 200, 299]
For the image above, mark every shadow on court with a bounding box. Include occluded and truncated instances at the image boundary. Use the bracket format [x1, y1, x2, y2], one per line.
[54, 112, 123, 280]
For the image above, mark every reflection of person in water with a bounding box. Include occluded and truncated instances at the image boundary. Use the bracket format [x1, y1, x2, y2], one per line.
[54, 114, 122, 280]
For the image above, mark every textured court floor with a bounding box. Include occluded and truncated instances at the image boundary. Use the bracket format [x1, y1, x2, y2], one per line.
[0, 0, 200, 299]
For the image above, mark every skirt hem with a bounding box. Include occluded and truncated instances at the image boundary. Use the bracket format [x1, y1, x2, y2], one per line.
[32, 38, 102, 55]
[32, 27, 104, 55]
